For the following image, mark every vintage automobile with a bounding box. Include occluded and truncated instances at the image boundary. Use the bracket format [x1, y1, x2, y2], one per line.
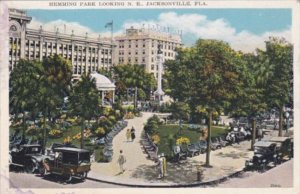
[9, 144, 44, 173]
[245, 141, 278, 171]
[42, 147, 91, 182]
[266, 137, 293, 163]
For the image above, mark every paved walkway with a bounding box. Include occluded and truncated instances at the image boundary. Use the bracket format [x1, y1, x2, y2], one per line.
[88, 114, 290, 186]
[89, 112, 156, 183]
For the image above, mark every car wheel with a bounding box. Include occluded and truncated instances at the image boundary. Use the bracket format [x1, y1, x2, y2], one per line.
[25, 161, 35, 173]
[65, 174, 72, 183]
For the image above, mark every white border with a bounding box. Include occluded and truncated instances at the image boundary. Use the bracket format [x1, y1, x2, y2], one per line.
[0, 1, 299, 194]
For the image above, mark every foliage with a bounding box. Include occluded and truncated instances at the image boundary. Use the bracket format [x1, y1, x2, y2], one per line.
[68, 74, 101, 148]
[176, 137, 190, 145]
[63, 136, 72, 144]
[144, 115, 162, 135]
[151, 134, 161, 144]
[48, 129, 63, 138]
[95, 127, 106, 136]
[170, 101, 191, 121]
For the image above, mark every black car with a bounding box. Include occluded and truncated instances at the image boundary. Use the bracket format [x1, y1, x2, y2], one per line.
[42, 147, 91, 182]
[266, 137, 293, 162]
[245, 141, 277, 171]
[9, 144, 45, 173]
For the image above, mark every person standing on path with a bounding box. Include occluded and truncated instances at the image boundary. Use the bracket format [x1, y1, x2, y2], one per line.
[126, 129, 131, 142]
[131, 126, 136, 142]
[118, 150, 126, 173]
[158, 153, 167, 178]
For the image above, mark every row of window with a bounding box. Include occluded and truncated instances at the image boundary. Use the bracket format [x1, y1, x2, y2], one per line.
[119, 57, 145, 63]
[25, 40, 111, 54]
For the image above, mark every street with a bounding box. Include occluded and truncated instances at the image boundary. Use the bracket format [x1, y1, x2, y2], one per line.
[218, 159, 293, 188]
[9, 172, 122, 188]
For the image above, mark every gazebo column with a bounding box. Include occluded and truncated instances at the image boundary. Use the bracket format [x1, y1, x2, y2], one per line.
[112, 90, 115, 104]
[101, 90, 105, 106]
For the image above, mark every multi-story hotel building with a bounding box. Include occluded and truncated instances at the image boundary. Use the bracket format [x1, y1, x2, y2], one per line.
[8, 9, 115, 78]
[114, 27, 182, 78]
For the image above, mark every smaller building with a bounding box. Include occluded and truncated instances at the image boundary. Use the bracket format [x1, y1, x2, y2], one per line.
[90, 72, 115, 106]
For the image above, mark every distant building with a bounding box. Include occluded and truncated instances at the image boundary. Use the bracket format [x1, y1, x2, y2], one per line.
[114, 26, 182, 78]
[8, 8, 115, 79]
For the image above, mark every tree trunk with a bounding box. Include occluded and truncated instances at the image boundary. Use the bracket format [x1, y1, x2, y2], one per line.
[134, 86, 138, 109]
[22, 112, 26, 139]
[251, 119, 256, 150]
[42, 109, 47, 151]
[205, 110, 212, 167]
[81, 121, 85, 149]
[278, 106, 283, 137]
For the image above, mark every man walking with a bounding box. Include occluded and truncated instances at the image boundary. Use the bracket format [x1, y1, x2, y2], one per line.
[118, 150, 126, 173]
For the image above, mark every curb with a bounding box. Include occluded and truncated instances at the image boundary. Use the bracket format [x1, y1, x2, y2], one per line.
[86, 168, 245, 188]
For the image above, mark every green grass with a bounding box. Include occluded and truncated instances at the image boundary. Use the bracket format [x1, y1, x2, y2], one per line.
[155, 124, 229, 158]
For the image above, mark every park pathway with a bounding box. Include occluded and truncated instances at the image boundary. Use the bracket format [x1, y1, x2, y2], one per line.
[90, 112, 156, 180]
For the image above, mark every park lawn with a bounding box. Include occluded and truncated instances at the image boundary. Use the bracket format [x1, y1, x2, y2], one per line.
[156, 124, 229, 158]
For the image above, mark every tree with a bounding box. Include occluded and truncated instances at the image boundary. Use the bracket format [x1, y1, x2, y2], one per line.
[68, 75, 101, 148]
[229, 53, 267, 150]
[36, 54, 73, 148]
[165, 39, 243, 166]
[10, 59, 42, 138]
[170, 101, 191, 134]
[258, 37, 293, 136]
[113, 64, 156, 107]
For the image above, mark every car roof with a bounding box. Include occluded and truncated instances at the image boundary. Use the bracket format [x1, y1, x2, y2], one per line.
[21, 144, 41, 147]
[54, 147, 90, 153]
[254, 141, 276, 147]
[268, 137, 291, 142]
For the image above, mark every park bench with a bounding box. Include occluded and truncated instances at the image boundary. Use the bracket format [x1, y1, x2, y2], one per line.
[141, 133, 159, 162]
[173, 145, 187, 162]
[186, 144, 200, 157]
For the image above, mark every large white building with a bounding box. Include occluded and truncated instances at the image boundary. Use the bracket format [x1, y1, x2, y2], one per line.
[9, 9, 115, 78]
[114, 27, 182, 78]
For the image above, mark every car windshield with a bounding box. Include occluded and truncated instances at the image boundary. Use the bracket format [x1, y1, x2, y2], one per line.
[62, 152, 78, 165]
[254, 147, 270, 155]
[26, 147, 41, 154]
[79, 152, 90, 164]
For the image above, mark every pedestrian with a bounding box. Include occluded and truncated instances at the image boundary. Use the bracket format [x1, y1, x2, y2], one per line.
[257, 127, 263, 141]
[131, 126, 136, 142]
[126, 128, 131, 142]
[117, 150, 126, 173]
[158, 153, 167, 178]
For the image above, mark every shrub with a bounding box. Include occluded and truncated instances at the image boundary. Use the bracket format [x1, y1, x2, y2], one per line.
[64, 136, 72, 144]
[95, 127, 106, 136]
[151, 134, 160, 144]
[48, 129, 63, 138]
[176, 137, 190, 145]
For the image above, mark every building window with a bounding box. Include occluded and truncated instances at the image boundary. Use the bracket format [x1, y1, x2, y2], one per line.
[142, 50, 145, 55]
[135, 51, 138, 55]
[151, 65, 154, 70]
[142, 57, 145, 62]
[135, 57, 138, 62]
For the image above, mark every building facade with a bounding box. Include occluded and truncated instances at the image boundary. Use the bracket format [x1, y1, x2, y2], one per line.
[8, 9, 115, 78]
[114, 27, 182, 78]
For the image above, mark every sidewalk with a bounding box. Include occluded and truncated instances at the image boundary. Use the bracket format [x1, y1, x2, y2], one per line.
[88, 112, 258, 186]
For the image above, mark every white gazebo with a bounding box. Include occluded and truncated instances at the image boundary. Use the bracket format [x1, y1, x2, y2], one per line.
[90, 72, 116, 106]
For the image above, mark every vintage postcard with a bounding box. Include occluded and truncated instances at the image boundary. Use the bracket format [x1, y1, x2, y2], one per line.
[0, 0, 299, 194]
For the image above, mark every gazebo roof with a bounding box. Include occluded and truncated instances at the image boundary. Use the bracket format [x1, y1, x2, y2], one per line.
[90, 72, 115, 91]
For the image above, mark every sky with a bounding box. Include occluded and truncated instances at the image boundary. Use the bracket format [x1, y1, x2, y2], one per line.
[26, 9, 291, 53]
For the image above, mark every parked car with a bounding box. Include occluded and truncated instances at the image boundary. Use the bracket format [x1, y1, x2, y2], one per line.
[245, 141, 277, 171]
[9, 144, 44, 173]
[42, 147, 91, 182]
[266, 137, 293, 162]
